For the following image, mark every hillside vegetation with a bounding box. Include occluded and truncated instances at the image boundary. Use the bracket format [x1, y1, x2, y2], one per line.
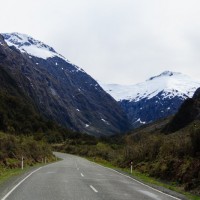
[0, 58, 199, 196]
[0, 65, 80, 143]
[55, 88, 200, 195]
[0, 131, 54, 183]
[55, 122, 200, 193]
[0, 65, 83, 182]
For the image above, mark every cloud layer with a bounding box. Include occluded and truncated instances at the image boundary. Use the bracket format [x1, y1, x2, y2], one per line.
[1, 0, 200, 84]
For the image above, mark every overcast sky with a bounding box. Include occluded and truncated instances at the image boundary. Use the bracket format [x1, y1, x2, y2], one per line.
[1, 0, 200, 84]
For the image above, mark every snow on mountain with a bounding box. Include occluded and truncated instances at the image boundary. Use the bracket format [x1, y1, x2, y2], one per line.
[99, 71, 200, 102]
[99, 71, 200, 129]
[2, 32, 86, 73]
[0, 32, 129, 136]
[2, 32, 65, 60]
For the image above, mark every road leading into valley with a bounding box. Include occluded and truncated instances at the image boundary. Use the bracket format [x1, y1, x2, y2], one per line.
[1, 152, 186, 200]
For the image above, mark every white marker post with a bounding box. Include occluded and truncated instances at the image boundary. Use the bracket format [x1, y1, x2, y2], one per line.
[131, 161, 133, 174]
[21, 156, 24, 170]
[45, 157, 46, 164]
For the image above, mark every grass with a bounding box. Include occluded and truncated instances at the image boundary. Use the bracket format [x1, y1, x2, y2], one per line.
[87, 157, 200, 200]
[0, 163, 45, 186]
[0, 157, 60, 186]
[0, 167, 26, 185]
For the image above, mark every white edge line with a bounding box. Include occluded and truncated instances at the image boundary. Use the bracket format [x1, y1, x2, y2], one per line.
[90, 185, 98, 193]
[92, 162, 181, 200]
[1, 167, 42, 200]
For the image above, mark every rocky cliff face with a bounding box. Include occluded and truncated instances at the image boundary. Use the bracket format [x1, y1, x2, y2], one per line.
[0, 33, 130, 136]
[120, 93, 185, 127]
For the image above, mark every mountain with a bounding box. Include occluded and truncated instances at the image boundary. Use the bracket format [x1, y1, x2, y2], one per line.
[99, 71, 200, 128]
[56, 87, 200, 194]
[164, 87, 200, 133]
[0, 64, 57, 137]
[123, 87, 200, 193]
[0, 33, 129, 136]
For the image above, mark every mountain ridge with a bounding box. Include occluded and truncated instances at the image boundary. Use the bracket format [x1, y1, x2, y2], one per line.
[99, 71, 200, 128]
[0, 32, 130, 136]
[99, 71, 200, 102]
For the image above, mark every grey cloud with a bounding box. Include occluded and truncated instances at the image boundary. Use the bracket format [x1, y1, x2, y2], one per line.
[1, 0, 200, 84]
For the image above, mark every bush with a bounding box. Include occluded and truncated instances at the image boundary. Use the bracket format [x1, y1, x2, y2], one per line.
[0, 132, 53, 168]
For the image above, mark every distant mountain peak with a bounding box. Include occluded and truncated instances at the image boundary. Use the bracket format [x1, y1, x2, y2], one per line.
[148, 71, 181, 81]
[2, 32, 64, 60]
[99, 71, 200, 102]
[99, 71, 200, 129]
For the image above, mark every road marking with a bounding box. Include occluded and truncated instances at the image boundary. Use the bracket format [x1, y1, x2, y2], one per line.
[75, 161, 79, 171]
[46, 171, 56, 174]
[1, 167, 42, 200]
[81, 173, 84, 177]
[138, 190, 160, 200]
[92, 162, 181, 200]
[90, 185, 98, 193]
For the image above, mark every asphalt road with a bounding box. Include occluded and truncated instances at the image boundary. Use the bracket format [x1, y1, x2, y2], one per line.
[1, 152, 185, 200]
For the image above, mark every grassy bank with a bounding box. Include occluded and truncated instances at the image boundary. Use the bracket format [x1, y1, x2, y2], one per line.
[53, 126, 200, 200]
[88, 157, 200, 200]
[0, 132, 55, 185]
[0, 163, 45, 185]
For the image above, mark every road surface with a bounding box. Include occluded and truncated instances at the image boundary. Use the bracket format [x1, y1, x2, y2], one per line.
[1, 152, 185, 200]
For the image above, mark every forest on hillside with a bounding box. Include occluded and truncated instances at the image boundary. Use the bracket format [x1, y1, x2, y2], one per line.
[55, 119, 200, 195]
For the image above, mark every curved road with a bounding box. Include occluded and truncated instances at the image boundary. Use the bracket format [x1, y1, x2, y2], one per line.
[1, 152, 185, 200]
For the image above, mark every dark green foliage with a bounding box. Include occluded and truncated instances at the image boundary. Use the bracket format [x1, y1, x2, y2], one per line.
[0, 132, 53, 169]
[191, 126, 200, 156]
[0, 90, 72, 141]
[54, 120, 200, 194]
[124, 122, 200, 193]
[0, 92, 42, 134]
[0, 65, 42, 134]
[164, 99, 198, 132]
[0, 65, 79, 142]
[164, 87, 200, 133]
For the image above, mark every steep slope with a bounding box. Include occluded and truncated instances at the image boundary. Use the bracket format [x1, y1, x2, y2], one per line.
[123, 88, 200, 193]
[0, 33, 129, 136]
[100, 71, 200, 128]
[56, 88, 200, 194]
[0, 64, 47, 134]
[163, 87, 200, 133]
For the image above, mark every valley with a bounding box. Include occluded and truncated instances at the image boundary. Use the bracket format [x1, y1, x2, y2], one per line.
[0, 33, 199, 199]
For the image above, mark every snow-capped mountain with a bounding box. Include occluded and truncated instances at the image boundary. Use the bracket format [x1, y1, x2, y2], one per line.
[3, 33, 84, 72]
[0, 33, 129, 136]
[99, 71, 200, 128]
[100, 71, 200, 102]
[3, 32, 64, 59]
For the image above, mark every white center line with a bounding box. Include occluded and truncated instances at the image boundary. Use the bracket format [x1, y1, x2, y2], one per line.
[90, 185, 98, 193]
[81, 173, 84, 177]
